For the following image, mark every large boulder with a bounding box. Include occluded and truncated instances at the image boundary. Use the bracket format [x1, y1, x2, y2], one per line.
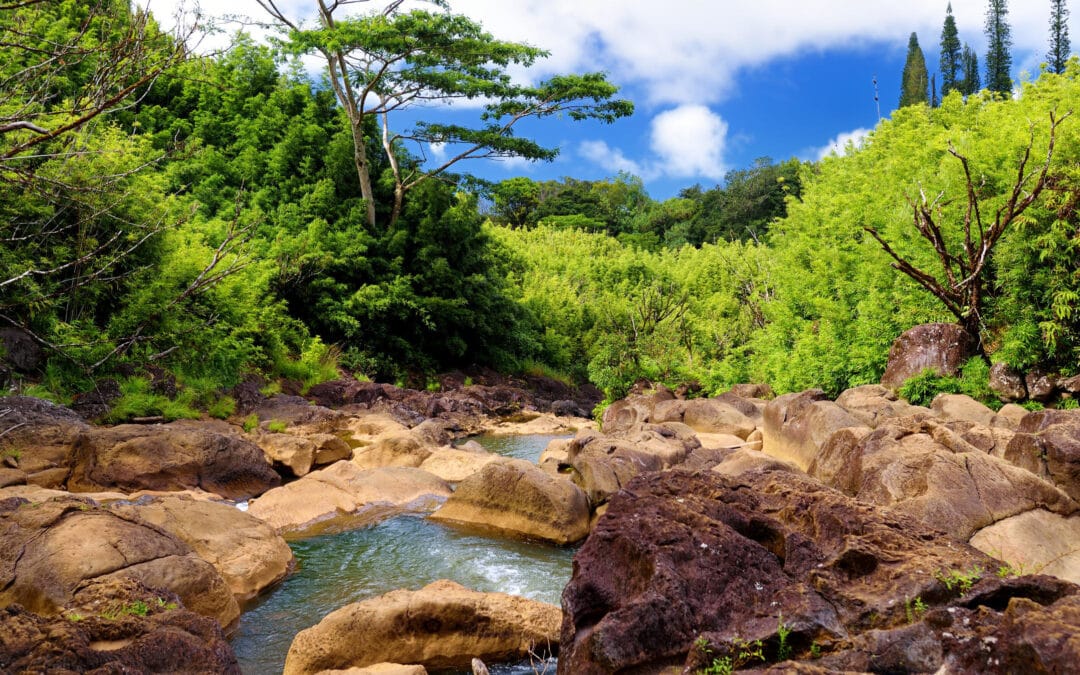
[255, 431, 352, 477]
[351, 431, 435, 470]
[1004, 409, 1080, 501]
[431, 457, 590, 545]
[989, 362, 1027, 402]
[835, 384, 926, 428]
[681, 395, 761, 438]
[762, 389, 862, 470]
[931, 393, 997, 427]
[558, 469, 1080, 675]
[808, 416, 1077, 539]
[563, 424, 698, 507]
[417, 447, 498, 482]
[109, 496, 294, 603]
[283, 580, 560, 675]
[0, 396, 87, 482]
[0, 496, 239, 630]
[970, 509, 1080, 585]
[67, 423, 280, 499]
[600, 389, 674, 434]
[0, 576, 239, 674]
[880, 322, 977, 390]
[247, 462, 450, 535]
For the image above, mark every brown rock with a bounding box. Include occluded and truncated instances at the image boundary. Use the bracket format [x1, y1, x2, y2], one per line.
[0, 396, 87, 475]
[728, 383, 774, 399]
[835, 384, 925, 427]
[284, 580, 560, 674]
[682, 397, 760, 438]
[109, 496, 294, 603]
[558, 470, 994, 674]
[0, 468, 25, 488]
[257, 431, 352, 477]
[431, 457, 589, 545]
[1005, 409, 1080, 501]
[418, 447, 498, 482]
[989, 362, 1027, 402]
[0, 497, 239, 630]
[931, 393, 997, 427]
[247, 462, 451, 535]
[67, 423, 280, 500]
[809, 417, 1077, 539]
[1026, 369, 1058, 402]
[352, 432, 434, 469]
[0, 577, 240, 674]
[880, 323, 977, 390]
[317, 666, 427, 675]
[762, 390, 862, 470]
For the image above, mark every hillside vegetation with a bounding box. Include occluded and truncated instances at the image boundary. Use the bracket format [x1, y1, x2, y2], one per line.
[2, 2, 1078, 416]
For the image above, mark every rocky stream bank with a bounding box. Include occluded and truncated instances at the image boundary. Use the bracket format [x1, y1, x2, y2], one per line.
[3, 365, 1080, 673]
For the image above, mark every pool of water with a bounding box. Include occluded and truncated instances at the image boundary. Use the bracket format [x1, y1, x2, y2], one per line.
[463, 433, 570, 463]
[231, 434, 576, 675]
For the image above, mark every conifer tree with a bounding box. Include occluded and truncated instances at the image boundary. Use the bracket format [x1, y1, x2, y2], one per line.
[961, 44, 981, 94]
[899, 32, 930, 107]
[1049, 0, 1071, 74]
[940, 3, 962, 96]
[984, 0, 1013, 95]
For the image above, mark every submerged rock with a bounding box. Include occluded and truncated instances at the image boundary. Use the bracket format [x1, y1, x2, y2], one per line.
[283, 580, 559, 675]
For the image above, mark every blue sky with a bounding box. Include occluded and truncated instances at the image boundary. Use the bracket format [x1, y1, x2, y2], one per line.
[147, 0, 1074, 199]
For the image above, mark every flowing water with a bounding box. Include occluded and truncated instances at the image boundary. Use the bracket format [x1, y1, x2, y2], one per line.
[231, 434, 574, 674]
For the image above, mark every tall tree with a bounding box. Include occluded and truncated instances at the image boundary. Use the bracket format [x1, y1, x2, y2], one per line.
[255, 0, 632, 229]
[940, 3, 962, 96]
[1049, 0, 1071, 74]
[960, 44, 982, 94]
[985, 0, 1013, 95]
[900, 32, 930, 107]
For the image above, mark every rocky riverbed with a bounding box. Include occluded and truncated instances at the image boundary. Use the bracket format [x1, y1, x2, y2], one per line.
[3, 374, 1080, 673]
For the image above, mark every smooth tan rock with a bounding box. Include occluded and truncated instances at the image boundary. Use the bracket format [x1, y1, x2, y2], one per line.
[352, 433, 433, 469]
[0, 468, 26, 488]
[811, 418, 1078, 539]
[257, 432, 352, 477]
[0, 498, 238, 630]
[284, 580, 560, 675]
[932, 393, 997, 427]
[489, 413, 593, 435]
[970, 509, 1080, 584]
[431, 457, 589, 544]
[710, 448, 800, 477]
[109, 496, 294, 603]
[835, 384, 926, 427]
[247, 462, 451, 535]
[316, 665, 426, 675]
[695, 432, 751, 451]
[762, 390, 863, 470]
[538, 438, 571, 476]
[994, 403, 1029, 429]
[682, 398, 759, 438]
[418, 448, 497, 482]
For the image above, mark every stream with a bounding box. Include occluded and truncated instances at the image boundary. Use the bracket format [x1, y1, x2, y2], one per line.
[230, 434, 574, 674]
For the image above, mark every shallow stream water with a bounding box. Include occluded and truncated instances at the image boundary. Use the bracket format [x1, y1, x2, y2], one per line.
[230, 434, 574, 674]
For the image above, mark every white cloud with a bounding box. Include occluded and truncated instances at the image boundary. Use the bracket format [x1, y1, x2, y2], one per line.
[649, 105, 728, 179]
[579, 140, 646, 177]
[812, 127, 872, 161]
[143, 1, 1072, 107]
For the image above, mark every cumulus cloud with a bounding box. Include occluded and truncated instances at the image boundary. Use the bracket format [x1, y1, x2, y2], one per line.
[579, 140, 646, 177]
[649, 105, 728, 180]
[813, 127, 872, 161]
[143, 1, 1063, 107]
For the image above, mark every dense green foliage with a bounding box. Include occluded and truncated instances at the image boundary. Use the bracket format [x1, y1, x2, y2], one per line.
[3, 0, 1079, 415]
[900, 33, 930, 107]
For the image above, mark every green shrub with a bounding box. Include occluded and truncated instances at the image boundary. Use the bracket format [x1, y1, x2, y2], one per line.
[242, 413, 259, 433]
[208, 396, 237, 419]
[102, 376, 200, 423]
[267, 419, 287, 433]
[898, 357, 1000, 409]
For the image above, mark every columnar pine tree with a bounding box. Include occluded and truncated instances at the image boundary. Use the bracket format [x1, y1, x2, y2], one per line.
[940, 2, 962, 96]
[1049, 0, 1071, 74]
[961, 44, 981, 94]
[900, 32, 930, 107]
[984, 0, 1013, 95]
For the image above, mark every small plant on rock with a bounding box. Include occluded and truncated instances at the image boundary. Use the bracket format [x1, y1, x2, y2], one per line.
[935, 565, 983, 595]
[267, 419, 287, 433]
[776, 615, 793, 661]
[242, 413, 259, 433]
[905, 596, 928, 623]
